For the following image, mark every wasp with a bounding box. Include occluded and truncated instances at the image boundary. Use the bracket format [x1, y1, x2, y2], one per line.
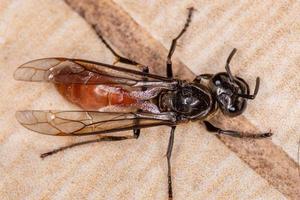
[14, 7, 272, 200]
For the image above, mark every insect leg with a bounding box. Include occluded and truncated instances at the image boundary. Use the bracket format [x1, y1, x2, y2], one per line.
[166, 7, 194, 78]
[203, 121, 272, 138]
[166, 126, 176, 200]
[40, 134, 139, 159]
[92, 25, 144, 68]
[141, 66, 150, 79]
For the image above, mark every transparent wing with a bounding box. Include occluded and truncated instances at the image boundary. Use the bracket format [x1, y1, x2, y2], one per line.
[13, 58, 176, 89]
[15, 110, 176, 136]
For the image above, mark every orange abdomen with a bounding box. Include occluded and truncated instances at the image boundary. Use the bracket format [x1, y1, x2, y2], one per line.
[55, 84, 137, 110]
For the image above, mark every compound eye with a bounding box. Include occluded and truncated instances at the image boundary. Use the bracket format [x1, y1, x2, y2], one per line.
[228, 106, 236, 112]
[215, 79, 221, 86]
[212, 73, 229, 86]
[226, 98, 247, 117]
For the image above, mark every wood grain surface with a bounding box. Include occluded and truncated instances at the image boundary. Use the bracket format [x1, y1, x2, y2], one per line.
[0, 0, 299, 199]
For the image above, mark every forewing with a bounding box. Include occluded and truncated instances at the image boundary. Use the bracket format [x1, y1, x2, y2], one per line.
[15, 110, 176, 136]
[14, 58, 173, 87]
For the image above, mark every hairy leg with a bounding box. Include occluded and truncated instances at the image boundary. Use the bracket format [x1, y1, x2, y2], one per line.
[166, 126, 176, 200]
[41, 133, 140, 159]
[203, 121, 272, 138]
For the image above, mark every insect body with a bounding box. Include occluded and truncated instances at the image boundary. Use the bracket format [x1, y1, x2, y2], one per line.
[14, 8, 272, 200]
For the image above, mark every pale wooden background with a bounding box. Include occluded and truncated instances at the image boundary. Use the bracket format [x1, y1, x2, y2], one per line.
[0, 0, 299, 199]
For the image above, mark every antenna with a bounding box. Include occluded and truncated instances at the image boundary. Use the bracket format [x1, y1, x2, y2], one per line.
[237, 77, 260, 100]
[225, 48, 237, 83]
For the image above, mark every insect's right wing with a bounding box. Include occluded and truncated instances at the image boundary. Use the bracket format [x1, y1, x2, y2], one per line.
[16, 110, 176, 136]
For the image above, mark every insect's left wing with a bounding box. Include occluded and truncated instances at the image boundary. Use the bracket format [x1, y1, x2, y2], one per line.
[16, 110, 176, 136]
[13, 58, 177, 90]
